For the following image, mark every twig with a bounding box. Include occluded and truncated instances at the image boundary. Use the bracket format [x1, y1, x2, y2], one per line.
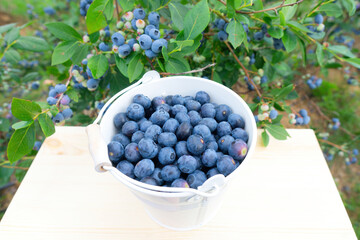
[146, 57, 155, 70]
[223, 41, 262, 97]
[217, 0, 304, 15]
[160, 63, 216, 76]
[318, 139, 348, 153]
[56, 65, 74, 108]
[209, 8, 229, 23]
[114, 0, 120, 21]
[1, 165, 29, 170]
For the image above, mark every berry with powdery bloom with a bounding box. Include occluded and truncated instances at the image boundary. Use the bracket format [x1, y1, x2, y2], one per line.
[136, 19, 146, 29]
[112, 45, 119, 53]
[260, 104, 269, 111]
[124, 21, 132, 29]
[123, 12, 134, 21]
[116, 21, 124, 29]
[132, 43, 141, 52]
[83, 35, 90, 43]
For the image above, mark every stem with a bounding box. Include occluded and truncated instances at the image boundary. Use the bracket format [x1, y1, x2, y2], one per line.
[0, 41, 17, 60]
[223, 41, 262, 97]
[114, 0, 120, 21]
[209, 8, 229, 23]
[146, 57, 155, 70]
[56, 65, 74, 108]
[318, 139, 348, 153]
[1, 165, 29, 170]
[156, 0, 172, 11]
[160, 63, 216, 76]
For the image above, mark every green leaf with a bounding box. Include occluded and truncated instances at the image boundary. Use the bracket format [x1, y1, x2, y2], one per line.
[180, 34, 202, 55]
[88, 54, 109, 79]
[261, 130, 269, 147]
[227, 0, 236, 18]
[7, 122, 35, 163]
[165, 56, 190, 73]
[89, 31, 100, 43]
[282, 29, 297, 52]
[15, 159, 32, 182]
[341, 0, 356, 16]
[38, 113, 55, 137]
[11, 98, 41, 121]
[327, 45, 356, 58]
[108, 70, 130, 95]
[66, 88, 80, 102]
[162, 45, 169, 62]
[298, 38, 307, 66]
[51, 41, 79, 65]
[280, 0, 298, 20]
[287, 21, 311, 33]
[12, 120, 34, 130]
[50, 105, 59, 117]
[157, 58, 165, 72]
[0, 117, 10, 131]
[275, 84, 293, 99]
[318, 3, 342, 17]
[86, 0, 114, 34]
[4, 27, 20, 44]
[225, 19, 246, 49]
[173, 40, 194, 49]
[0, 23, 16, 34]
[345, 58, 360, 68]
[23, 72, 39, 82]
[279, 11, 286, 26]
[45, 22, 82, 41]
[316, 42, 324, 67]
[169, 2, 188, 31]
[0, 167, 14, 187]
[118, 0, 134, 12]
[13, 36, 50, 52]
[71, 44, 89, 65]
[265, 124, 290, 140]
[4, 49, 21, 64]
[127, 54, 144, 83]
[183, 0, 210, 40]
[268, 26, 284, 39]
[115, 55, 128, 77]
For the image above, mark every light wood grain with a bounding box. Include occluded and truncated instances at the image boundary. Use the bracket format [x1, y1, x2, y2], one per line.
[0, 127, 357, 240]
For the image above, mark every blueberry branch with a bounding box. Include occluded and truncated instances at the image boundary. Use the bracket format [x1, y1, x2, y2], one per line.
[223, 41, 262, 97]
[159, 63, 216, 76]
[114, 0, 120, 21]
[56, 65, 74, 108]
[318, 138, 348, 153]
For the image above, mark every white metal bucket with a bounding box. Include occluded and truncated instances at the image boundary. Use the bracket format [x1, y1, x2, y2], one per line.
[86, 71, 257, 230]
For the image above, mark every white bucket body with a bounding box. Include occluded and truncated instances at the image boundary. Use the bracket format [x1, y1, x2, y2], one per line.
[94, 72, 257, 230]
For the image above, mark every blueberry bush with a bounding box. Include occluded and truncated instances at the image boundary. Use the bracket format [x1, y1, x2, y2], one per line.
[0, 0, 359, 234]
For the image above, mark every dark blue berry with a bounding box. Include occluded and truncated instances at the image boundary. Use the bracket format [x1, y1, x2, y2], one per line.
[218, 31, 228, 41]
[162, 118, 179, 133]
[131, 131, 144, 143]
[138, 34, 152, 50]
[187, 135, 206, 155]
[199, 118, 218, 132]
[158, 132, 177, 147]
[126, 103, 145, 121]
[151, 168, 164, 185]
[188, 111, 202, 126]
[175, 112, 190, 124]
[111, 32, 125, 46]
[150, 109, 170, 126]
[176, 122, 193, 140]
[228, 139, 248, 161]
[200, 103, 216, 118]
[140, 177, 158, 186]
[232, 128, 248, 142]
[217, 121, 232, 137]
[139, 120, 152, 132]
[124, 143, 142, 162]
[193, 124, 212, 142]
[228, 113, 245, 129]
[161, 165, 181, 182]
[206, 141, 218, 151]
[177, 155, 197, 174]
[175, 141, 189, 157]
[186, 170, 207, 189]
[116, 160, 134, 178]
[207, 168, 220, 178]
[133, 8, 146, 19]
[122, 121, 139, 137]
[112, 133, 130, 147]
[158, 147, 176, 165]
[171, 104, 188, 116]
[215, 104, 232, 122]
[133, 94, 151, 109]
[114, 112, 128, 130]
[152, 96, 166, 108]
[218, 135, 235, 153]
[195, 91, 210, 105]
[148, 12, 160, 25]
[172, 95, 185, 105]
[171, 178, 189, 188]
[138, 138, 158, 159]
[108, 141, 124, 161]
[156, 104, 171, 112]
[144, 124, 162, 141]
[134, 159, 155, 178]
[217, 155, 237, 176]
[201, 149, 218, 167]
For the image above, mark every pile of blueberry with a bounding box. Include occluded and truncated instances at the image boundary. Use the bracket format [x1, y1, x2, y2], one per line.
[306, 75, 322, 89]
[107, 91, 249, 189]
[288, 109, 311, 125]
[46, 84, 73, 123]
[307, 14, 325, 35]
[254, 103, 278, 123]
[80, 0, 93, 17]
[330, 118, 341, 130]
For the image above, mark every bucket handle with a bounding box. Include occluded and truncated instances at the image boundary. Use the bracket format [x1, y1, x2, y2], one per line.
[104, 165, 222, 198]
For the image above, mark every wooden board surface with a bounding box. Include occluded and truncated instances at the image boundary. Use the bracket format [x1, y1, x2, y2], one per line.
[0, 127, 357, 240]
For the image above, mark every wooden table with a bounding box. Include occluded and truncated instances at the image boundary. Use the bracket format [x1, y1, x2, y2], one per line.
[0, 127, 357, 239]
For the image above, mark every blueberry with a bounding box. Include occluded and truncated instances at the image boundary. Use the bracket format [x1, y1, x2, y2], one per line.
[186, 170, 207, 189]
[131, 95, 150, 110]
[62, 108, 73, 119]
[314, 14, 323, 24]
[228, 139, 248, 161]
[148, 12, 160, 25]
[232, 128, 248, 142]
[206, 141, 218, 151]
[87, 79, 99, 91]
[124, 143, 141, 162]
[138, 34, 152, 50]
[215, 104, 232, 122]
[149, 28, 161, 40]
[144, 124, 162, 141]
[53, 113, 64, 123]
[138, 138, 158, 159]
[60, 95, 71, 105]
[199, 118, 218, 132]
[171, 104, 188, 116]
[108, 141, 125, 161]
[140, 177, 158, 186]
[55, 84, 67, 93]
[112, 133, 130, 147]
[145, 24, 156, 35]
[187, 135, 206, 155]
[217, 19, 226, 30]
[158, 147, 176, 165]
[133, 8, 146, 19]
[138, 120, 151, 132]
[162, 118, 179, 133]
[151, 38, 168, 53]
[48, 88, 58, 97]
[151, 168, 164, 185]
[111, 32, 125, 46]
[217, 121, 232, 137]
[152, 96, 166, 108]
[122, 121, 139, 137]
[131, 131, 144, 143]
[269, 109, 278, 119]
[217, 155, 237, 176]
[150, 109, 170, 126]
[228, 113, 245, 129]
[261, 76, 268, 84]
[218, 31, 228, 41]
[131, 19, 137, 30]
[126, 103, 145, 121]
[193, 124, 212, 142]
[145, 49, 158, 59]
[165, 95, 173, 105]
[171, 178, 189, 188]
[158, 132, 177, 147]
[200, 103, 216, 118]
[188, 111, 202, 126]
[185, 100, 201, 112]
[99, 42, 110, 51]
[254, 31, 264, 41]
[177, 155, 197, 174]
[299, 109, 308, 117]
[201, 149, 218, 167]
[161, 165, 181, 182]
[118, 44, 131, 56]
[175, 112, 190, 124]
[353, 149, 359, 156]
[176, 122, 193, 140]
[47, 97, 57, 105]
[273, 38, 285, 50]
[296, 117, 304, 125]
[156, 103, 171, 112]
[303, 116, 311, 125]
[116, 160, 134, 178]
[206, 134, 216, 143]
[207, 168, 220, 178]
[127, 38, 136, 48]
[134, 159, 155, 178]
[172, 95, 185, 105]
[175, 141, 189, 157]
[218, 135, 235, 153]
